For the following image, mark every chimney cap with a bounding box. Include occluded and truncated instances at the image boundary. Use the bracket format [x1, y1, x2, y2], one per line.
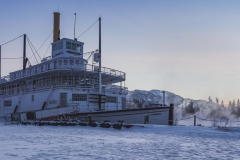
[53, 12, 60, 15]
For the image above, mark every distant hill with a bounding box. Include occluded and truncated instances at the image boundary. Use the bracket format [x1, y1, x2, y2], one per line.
[127, 89, 238, 120]
[127, 89, 184, 107]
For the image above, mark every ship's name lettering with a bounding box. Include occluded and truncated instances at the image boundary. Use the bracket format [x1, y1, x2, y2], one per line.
[53, 52, 63, 57]
[66, 50, 81, 55]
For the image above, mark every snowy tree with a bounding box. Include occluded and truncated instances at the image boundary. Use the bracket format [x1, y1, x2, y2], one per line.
[185, 101, 194, 114]
[208, 96, 212, 102]
[229, 100, 237, 116]
[216, 98, 219, 104]
[228, 101, 232, 108]
[237, 99, 240, 107]
[232, 100, 236, 107]
[221, 100, 224, 107]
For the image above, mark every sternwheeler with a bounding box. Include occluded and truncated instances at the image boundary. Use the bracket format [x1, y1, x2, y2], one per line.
[0, 12, 173, 125]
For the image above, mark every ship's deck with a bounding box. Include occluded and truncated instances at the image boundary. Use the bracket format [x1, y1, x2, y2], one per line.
[0, 57, 126, 84]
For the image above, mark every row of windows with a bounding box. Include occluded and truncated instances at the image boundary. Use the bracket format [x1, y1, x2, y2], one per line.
[66, 42, 81, 52]
[2, 95, 117, 107]
[11, 59, 86, 79]
[58, 60, 81, 65]
[72, 94, 117, 103]
[4, 100, 12, 107]
[52, 41, 81, 52]
[72, 94, 87, 101]
[106, 96, 117, 103]
[2, 76, 99, 90]
[4, 98, 57, 106]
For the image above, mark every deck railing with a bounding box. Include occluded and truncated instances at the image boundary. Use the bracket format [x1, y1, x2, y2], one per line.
[0, 57, 126, 83]
[0, 83, 128, 96]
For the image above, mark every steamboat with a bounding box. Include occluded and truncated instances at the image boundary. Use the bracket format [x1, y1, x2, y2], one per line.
[0, 12, 173, 125]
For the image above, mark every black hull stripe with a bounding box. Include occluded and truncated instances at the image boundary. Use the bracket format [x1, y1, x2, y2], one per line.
[75, 108, 169, 118]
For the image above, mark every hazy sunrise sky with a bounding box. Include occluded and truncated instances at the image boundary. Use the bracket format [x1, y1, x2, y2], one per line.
[0, 0, 240, 103]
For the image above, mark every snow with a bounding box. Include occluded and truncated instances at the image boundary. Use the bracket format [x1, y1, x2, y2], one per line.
[128, 89, 184, 106]
[150, 90, 162, 96]
[1, 122, 240, 160]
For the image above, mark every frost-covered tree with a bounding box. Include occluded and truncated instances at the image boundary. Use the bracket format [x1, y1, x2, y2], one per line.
[237, 99, 240, 107]
[221, 100, 224, 107]
[216, 98, 219, 104]
[232, 100, 236, 107]
[208, 96, 212, 102]
[185, 101, 194, 114]
[228, 101, 232, 108]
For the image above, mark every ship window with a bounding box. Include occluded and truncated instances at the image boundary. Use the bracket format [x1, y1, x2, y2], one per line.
[31, 95, 34, 101]
[106, 96, 117, 103]
[47, 63, 50, 70]
[72, 43, 76, 51]
[66, 41, 81, 52]
[43, 78, 46, 86]
[53, 41, 63, 51]
[72, 94, 87, 101]
[63, 76, 67, 84]
[70, 60, 73, 65]
[66, 41, 71, 49]
[75, 60, 79, 64]
[57, 76, 61, 84]
[64, 60, 67, 65]
[68, 76, 72, 84]
[58, 60, 62, 65]
[76, 44, 81, 52]
[4, 100, 12, 107]
[74, 76, 79, 84]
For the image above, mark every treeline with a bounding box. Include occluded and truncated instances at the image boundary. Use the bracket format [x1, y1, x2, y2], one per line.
[184, 96, 240, 118]
[208, 96, 240, 108]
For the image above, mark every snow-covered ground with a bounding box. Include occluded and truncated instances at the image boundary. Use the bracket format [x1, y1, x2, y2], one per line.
[1, 122, 240, 160]
[178, 118, 240, 127]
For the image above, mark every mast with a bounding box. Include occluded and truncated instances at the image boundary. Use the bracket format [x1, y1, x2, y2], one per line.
[98, 17, 102, 110]
[74, 13, 76, 40]
[23, 34, 26, 70]
[99, 17, 101, 94]
[0, 45, 1, 78]
[162, 91, 165, 106]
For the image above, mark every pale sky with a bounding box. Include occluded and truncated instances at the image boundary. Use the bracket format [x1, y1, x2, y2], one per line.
[0, 0, 240, 103]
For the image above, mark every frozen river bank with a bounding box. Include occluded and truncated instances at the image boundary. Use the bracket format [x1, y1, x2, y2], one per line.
[0, 123, 240, 160]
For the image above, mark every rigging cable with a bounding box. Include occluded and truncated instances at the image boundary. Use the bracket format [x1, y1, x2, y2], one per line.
[17, 32, 53, 69]
[26, 38, 38, 63]
[43, 39, 52, 58]
[77, 19, 99, 39]
[2, 57, 23, 59]
[36, 30, 53, 52]
[27, 36, 42, 61]
[18, 54, 35, 70]
[0, 35, 23, 46]
[60, 32, 66, 38]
